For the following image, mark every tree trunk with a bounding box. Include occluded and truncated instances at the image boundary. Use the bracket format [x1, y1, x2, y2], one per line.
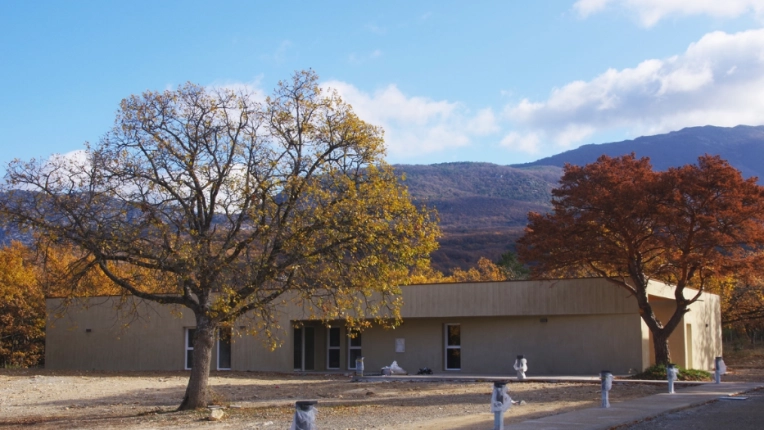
[178, 314, 216, 410]
[652, 330, 671, 366]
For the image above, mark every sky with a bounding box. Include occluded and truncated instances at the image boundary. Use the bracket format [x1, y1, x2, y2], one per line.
[2, 0, 764, 173]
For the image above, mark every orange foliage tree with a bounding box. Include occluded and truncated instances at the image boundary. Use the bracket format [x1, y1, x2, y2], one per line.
[711, 271, 764, 342]
[517, 154, 764, 365]
[0, 242, 45, 367]
[449, 257, 507, 282]
[408, 257, 509, 284]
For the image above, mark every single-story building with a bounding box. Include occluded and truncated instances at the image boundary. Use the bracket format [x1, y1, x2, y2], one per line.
[45, 278, 722, 375]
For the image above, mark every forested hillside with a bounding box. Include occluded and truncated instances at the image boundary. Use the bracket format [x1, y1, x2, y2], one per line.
[4, 125, 763, 273]
[394, 163, 561, 271]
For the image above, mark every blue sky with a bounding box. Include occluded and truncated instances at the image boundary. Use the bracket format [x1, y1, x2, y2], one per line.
[2, 1, 764, 172]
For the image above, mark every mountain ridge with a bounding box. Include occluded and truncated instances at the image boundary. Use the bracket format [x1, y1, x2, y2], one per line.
[515, 124, 764, 180]
[395, 124, 764, 270]
[3, 125, 763, 273]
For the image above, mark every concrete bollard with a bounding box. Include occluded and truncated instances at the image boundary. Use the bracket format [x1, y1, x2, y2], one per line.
[714, 356, 726, 384]
[667, 363, 678, 394]
[600, 370, 613, 408]
[490, 381, 511, 430]
[355, 357, 364, 377]
[513, 355, 528, 381]
[291, 400, 317, 430]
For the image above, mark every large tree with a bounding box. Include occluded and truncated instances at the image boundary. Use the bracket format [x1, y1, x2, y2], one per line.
[0, 70, 439, 409]
[0, 242, 45, 367]
[517, 154, 764, 365]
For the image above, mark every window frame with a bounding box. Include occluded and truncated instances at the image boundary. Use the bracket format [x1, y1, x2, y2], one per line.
[185, 328, 195, 370]
[327, 327, 341, 370]
[347, 331, 362, 370]
[444, 323, 461, 371]
[216, 328, 232, 371]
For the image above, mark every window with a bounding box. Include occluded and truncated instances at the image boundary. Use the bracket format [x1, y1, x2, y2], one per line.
[293, 327, 303, 370]
[217, 328, 232, 370]
[348, 331, 362, 370]
[445, 324, 461, 370]
[185, 328, 196, 370]
[293, 326, 315, 371]
[327, 327, 341, 369]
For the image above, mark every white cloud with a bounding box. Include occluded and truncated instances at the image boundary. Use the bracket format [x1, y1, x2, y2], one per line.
[500, 132, 541, 154]
[322, 81, 499, 158]
[208, 77, 267, 104]
[574, 0, 764, 27]
[504, 29, 764, 152]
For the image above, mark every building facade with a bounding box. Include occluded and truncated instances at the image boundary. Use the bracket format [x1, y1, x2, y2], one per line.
[45, 278, 722, 375]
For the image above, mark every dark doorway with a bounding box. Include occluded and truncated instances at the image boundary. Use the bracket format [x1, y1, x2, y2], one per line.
[293, 326, 315, 370]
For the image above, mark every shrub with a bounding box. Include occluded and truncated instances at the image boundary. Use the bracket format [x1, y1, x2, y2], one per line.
[630, 364, 712, 381]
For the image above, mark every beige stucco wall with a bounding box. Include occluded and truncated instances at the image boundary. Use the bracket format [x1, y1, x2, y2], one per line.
[400, 278, 641, 318]
[45, 278, 721, 375]
[46, 298, 195, 370]
[642, 287, 722, 370]
[351, 313, 644, 375]
[45, 298, 292, 371]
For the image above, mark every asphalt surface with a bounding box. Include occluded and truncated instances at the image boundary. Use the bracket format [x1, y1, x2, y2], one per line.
[504, 382, 763, 430]
[620, 387, 764, 430]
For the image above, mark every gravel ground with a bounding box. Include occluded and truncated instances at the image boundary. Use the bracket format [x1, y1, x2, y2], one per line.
[2, 350, 761, 430]
[0, 370, 670, 430]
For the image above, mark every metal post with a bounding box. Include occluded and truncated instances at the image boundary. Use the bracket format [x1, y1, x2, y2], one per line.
[514, 355, 527, 381]
[600, 370, 612, 408]
[714, 356, 725, 384]
[667, 363, 678, 394]
[491, 381, 509, 430]
[292, 400, 317, 430]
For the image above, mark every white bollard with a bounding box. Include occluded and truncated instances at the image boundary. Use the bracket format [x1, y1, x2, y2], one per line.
[291, 401, 317, 430]
[490, 381, 511, 430]
[600, 370, 613, 408]
[513, 355, 528, 381]
[667, 364, 678, 394]
[714, 356, 726, 384]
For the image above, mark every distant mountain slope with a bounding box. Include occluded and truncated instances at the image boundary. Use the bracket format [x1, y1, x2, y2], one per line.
[394, 163, 562, 271]
[5, 126, 762, 274]
[517, 125, 764, 180]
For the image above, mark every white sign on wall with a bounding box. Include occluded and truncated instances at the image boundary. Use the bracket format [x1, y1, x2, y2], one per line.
[395, 338, 405, 353]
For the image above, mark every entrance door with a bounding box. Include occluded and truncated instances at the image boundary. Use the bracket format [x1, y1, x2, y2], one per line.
[293, 326, 315, 371]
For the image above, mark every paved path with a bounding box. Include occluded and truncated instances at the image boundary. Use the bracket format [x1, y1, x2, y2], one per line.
[621, 387, 764, 430]
[504, 381, 763, 430]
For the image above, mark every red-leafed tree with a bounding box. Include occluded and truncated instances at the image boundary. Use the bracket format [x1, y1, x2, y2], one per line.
[517, 154, 764, 365]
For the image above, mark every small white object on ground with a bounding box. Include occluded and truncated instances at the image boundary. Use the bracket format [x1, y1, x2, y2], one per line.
[208, 408, 225, 421]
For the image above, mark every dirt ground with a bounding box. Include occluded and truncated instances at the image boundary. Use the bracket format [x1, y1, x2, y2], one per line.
[1, 354, 762, 430]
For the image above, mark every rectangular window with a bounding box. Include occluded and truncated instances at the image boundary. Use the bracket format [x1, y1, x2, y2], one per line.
[293, 327, 303, 370]
[217, 328, 232, 370]
[185, 328, 196, 370]
[445, 324, 461, 370]
[293, 326, 315, 371]
[327, 327, 341, 369]
[348, 331, 362, 370]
